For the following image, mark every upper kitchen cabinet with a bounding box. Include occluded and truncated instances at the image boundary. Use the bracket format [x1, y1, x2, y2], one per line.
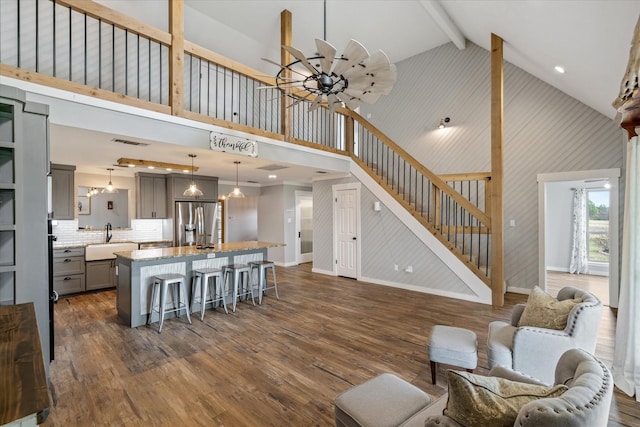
[166, 174, 218, 203]
[51, 163, 75, 220]
[135, 173, 166, 218]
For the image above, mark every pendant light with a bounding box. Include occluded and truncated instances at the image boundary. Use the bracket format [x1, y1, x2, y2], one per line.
[227, 161, 245, 199]
[101, 168, 119, 193]
[183, 154, 203, 198]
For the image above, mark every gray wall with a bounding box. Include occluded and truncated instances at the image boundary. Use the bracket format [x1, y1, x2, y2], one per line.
[259, 183, 312, 265]
[360, 42, 625, 292]
[313, 176, 473, 295]
[226, 197, 258, 242]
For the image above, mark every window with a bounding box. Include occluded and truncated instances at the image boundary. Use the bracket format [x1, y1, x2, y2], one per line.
[587, 190, 609, 263]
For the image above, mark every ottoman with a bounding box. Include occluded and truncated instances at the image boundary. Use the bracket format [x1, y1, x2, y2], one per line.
[427, 325, 478, 384]
[334, 373, 432, 427]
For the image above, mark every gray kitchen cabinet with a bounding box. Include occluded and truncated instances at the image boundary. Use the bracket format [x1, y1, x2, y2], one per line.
[86, 259, 116, 291]
[53, 247, 85, 295]
[167, 174, 218, 203]
[136, 173, 167, 218]
[50, 163, 75, 220]
[1, 85, 51, 368]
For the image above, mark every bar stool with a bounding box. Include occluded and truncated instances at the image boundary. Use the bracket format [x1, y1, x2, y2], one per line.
[249, 260, 279, 304]
[223, 264, 255, 312]
[191, 267, 227, 320]
[147, 273, 192, 333]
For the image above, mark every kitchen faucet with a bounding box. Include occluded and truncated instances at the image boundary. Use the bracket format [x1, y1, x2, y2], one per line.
[105, 222, 112, 242]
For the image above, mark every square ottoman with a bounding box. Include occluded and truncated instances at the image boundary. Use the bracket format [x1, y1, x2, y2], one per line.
[427, 325, 478, 384]
[334, 373, 432, 427]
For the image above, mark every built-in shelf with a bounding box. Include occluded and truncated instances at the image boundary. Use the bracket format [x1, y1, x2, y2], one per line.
[0, 225, 16, 231]
[0, 265, 16, 273]
[0, 142, 14, 148]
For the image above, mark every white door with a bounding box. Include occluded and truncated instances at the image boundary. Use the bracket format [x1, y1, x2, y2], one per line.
[335, 188, 358, 278]
[296, 192, 313, 264]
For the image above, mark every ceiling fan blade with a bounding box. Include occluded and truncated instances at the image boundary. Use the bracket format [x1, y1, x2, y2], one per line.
[282, 45, 319, 75]
[261, 57, 310, 78]
[315, 39, 337, 74]
[289, 92, 315, 108]
[326, 93, 343, 111]
[336, 92, 362, 111]
[308, 96, 324, 112]
[332, 39, 370, 77]
[347, 67, 397, 95]
[343, 50, 390, 80]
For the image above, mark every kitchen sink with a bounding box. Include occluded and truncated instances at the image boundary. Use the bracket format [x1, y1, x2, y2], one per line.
[85, 242, 139, 261]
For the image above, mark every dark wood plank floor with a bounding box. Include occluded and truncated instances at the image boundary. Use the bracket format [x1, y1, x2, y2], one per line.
[43, 264, 639, 426]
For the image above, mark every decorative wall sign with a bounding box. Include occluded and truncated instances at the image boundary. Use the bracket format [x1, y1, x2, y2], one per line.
[209, 131, 258, 157]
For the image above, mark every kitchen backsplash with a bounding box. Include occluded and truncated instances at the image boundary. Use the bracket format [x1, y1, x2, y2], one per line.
[52, 218, 172, 247]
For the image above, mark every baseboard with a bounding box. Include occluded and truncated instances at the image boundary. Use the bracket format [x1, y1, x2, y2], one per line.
[359, 275, 490, 304]
[506, 286, 531, 295]
[311, 267, 335, 276]
[546, 266, 569, 272]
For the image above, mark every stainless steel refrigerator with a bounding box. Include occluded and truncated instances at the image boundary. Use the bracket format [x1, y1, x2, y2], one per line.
[174, 201, 218, 247]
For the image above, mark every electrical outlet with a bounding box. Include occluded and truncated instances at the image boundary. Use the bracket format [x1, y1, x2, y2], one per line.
[394, 264, 398, 271]
[405, 266, 413, 273]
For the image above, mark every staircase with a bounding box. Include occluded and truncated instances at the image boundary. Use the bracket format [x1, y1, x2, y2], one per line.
[347, 111, 493, 287]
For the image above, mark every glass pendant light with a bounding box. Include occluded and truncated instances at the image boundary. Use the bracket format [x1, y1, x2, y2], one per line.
[227, 161, 245, 198]
[101, 168, 119, 193]
[183, 154, 203, 198]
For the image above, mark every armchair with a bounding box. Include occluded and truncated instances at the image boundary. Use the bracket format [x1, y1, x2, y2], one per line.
[487, 286, 602, 385]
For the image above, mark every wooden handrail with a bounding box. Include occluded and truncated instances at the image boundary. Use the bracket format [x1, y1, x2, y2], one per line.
[349, 110, 490, 226]
[439, 172, 491, 182]
[55, 0, 172, 45]
[0, 64, 172, 115]
[184, 41, 276, 87]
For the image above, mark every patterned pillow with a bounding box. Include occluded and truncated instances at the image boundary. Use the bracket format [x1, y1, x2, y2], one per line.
[517, 286, 581, 330]
[444, 370, 568, 427]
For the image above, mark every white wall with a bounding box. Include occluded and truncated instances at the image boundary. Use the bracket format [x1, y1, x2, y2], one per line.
[545, 181, 575, 271]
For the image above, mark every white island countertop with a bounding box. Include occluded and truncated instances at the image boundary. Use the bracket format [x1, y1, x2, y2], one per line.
[114, 241, 284, 262]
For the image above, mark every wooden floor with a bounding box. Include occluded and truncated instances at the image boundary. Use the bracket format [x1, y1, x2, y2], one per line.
[43, 264, 639, 426]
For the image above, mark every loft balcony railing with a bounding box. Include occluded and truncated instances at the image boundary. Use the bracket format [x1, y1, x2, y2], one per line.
[0, 0, 492, 285]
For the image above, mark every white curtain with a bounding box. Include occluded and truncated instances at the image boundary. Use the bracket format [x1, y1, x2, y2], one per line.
[569, 188, 589, 274]
[613, 135, 640, 401]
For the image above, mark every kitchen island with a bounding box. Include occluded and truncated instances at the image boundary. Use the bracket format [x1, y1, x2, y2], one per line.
[114, 241, 283, 328]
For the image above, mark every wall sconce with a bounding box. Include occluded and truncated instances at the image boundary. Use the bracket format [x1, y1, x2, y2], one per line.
[438, 117, 450, 129]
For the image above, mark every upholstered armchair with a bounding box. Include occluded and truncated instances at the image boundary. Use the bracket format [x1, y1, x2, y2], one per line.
[334, 348, 613, 427]
[422, 348, 613, 427]
[487, 286, 602, 385]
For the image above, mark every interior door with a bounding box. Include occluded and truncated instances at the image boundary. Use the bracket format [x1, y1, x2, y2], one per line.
[335, 188, 357, 278]
[296, 192, 313, 264]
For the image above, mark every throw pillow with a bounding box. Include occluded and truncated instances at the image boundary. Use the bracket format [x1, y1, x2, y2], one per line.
[517, 286, 581, 330]
[444, 370, 568, 427]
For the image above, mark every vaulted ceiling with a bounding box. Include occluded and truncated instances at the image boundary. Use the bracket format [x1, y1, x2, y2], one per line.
[52, 0, 639, 182]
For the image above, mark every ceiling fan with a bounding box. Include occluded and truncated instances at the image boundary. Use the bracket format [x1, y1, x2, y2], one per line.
[262, 2, 397, 112]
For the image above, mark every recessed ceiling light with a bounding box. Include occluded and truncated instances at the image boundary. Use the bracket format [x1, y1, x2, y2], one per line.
[268, 174, 277, 179]
[147, 166, 155, 169]
[554, 65, 565, 74]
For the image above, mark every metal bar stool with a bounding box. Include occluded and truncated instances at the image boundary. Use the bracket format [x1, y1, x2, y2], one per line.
[249, 260, 279, 304]
[223, 264, 255, 312]
[147, 273, 192, 333]
[191, 268, 227, 320]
